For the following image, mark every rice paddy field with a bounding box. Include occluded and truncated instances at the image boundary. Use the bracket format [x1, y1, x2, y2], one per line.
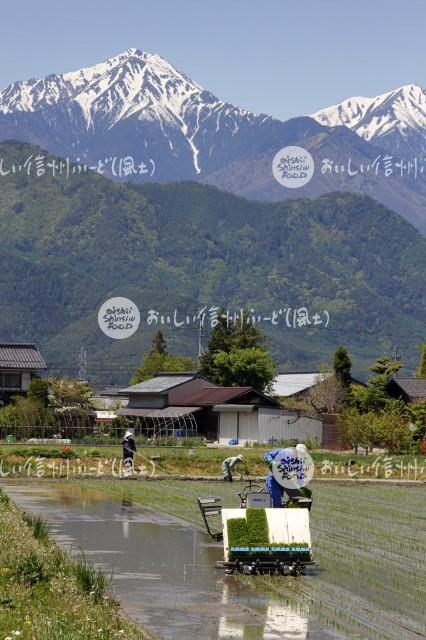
[1, 444, 425, 480]
[0, 488, 148, 640]
[77, 479, 426, 640]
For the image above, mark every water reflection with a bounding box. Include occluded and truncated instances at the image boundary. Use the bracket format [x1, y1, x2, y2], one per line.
[218, 583, 308, 640]
[121, 498, 133, 538]
[4, 483, 338, 640]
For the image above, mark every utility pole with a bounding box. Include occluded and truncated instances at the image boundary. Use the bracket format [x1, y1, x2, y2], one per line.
[390, 344, 401, 377]
[198, 305, 205, 360]
[78, 346, 88, 381]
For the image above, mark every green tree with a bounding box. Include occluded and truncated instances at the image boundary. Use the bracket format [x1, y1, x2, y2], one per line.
[333, 346, 352, 389]
[308, 366, 345, 413]
[27, 378, 49, 408]
[351, 353, 404, 414]
[199, 310, 236, 380]
[351, 378, 390, 413]
[406, 401, 426, 444]
[415, 343, 426, 378]
[210, 347, 276, 392]
[337, 407, 366, 454]
[48, 378, 93, 410]
[232, 312, 265, 350]
[130, 352, 195, 385]
[199, 309, 267, 382]
[370, 355, 402, 378]
[150, 330, 167, 355]
[374, 413, 412, 454]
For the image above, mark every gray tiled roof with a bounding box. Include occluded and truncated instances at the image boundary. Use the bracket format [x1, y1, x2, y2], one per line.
[121, 375, 194, 394]
[0, 343, 46, 370]
[390, 377, 426, 399]
[272, 371, 331, 397]
[118, 406, 201, 418]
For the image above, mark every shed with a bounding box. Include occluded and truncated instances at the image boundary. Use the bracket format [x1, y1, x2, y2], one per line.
[387, 377, 426, 403]
[0, 343, 46, 405]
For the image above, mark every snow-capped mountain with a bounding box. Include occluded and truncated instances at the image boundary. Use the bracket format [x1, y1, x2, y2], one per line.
[0, 48, 275, 177]
[312, 84, 426, 155]
[1, 49, 426, 233]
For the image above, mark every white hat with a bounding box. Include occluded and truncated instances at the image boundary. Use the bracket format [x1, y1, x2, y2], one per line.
[237, 454, 244, 461]
[296, 444, 307, 455]
[124, 430, 134, 438]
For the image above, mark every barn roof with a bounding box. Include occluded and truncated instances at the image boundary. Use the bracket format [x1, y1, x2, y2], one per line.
[120, 374, 195, 394]
[272, 371, 331, 397]
[181, 386, 253, 405]
[0, 343, 46, 370]
[388, 377, 426, 400]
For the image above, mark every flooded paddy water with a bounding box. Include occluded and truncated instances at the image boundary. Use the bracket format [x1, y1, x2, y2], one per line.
[3, 482, 341, 640]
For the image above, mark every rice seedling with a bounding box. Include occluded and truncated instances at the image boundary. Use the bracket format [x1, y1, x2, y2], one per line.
[77, 478, 426, 639]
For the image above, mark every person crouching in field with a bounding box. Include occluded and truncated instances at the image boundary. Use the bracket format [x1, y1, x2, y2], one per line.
[221, 454, 244, 482]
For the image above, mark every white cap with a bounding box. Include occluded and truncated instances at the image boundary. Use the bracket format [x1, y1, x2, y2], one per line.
[296, 443, 307, 455]
[124, 430, 134, 438]
[237, 454, 244, 461]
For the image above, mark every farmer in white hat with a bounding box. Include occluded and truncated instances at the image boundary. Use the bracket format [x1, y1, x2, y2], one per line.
[263, 443, 307, 507]
[221, 454, 244, 482]
[121, 428, 137, 472]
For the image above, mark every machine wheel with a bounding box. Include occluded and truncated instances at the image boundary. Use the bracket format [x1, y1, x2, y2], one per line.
[290, 562, 302, 577]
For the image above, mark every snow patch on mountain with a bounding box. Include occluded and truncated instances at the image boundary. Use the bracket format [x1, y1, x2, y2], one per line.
[312, 84, 426, 149]
[0, 48, 235, 172]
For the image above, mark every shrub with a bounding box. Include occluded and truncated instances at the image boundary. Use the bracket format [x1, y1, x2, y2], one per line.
[14, 552, 49, 586]
[61, 446, 77, 459]
[74, 554, 110, 603]
[0, 489, 10, 506]
[374, 413, 413, 454]
[82, 447, 101, 457]
[23, 513, 49, 542]
[180, 437, 206, 447]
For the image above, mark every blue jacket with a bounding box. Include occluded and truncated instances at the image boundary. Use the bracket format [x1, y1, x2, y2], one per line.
[263, 448, 305, 482]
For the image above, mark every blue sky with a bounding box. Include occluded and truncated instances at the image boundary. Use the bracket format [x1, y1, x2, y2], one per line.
[2, 0, 425, 120]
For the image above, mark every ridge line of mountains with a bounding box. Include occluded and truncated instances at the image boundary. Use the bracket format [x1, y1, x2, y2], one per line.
[0, 48, 425, 233]
[0, 139, 425, 383]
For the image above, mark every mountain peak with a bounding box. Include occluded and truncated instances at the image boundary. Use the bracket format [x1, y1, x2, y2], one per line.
[124, 47, 144, 57]
[312, 83, 426, 151]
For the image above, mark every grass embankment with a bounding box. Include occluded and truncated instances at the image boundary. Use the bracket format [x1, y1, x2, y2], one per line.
[77, 479, 426, 640]
[0, 488, 147, 640]
[1, 445, 425, 480]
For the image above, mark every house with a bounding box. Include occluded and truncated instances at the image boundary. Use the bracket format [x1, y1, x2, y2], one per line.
[117, 373, 217, 438]
[0, 343, 46, 406]
[272, 371, 331, 399]
[387, 377, 426, 404]
[117, 373, 323, 444]
[90, 384, 129, 410]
